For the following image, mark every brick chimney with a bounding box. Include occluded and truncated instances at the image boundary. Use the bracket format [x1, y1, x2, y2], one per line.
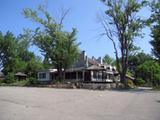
[81, 50, 86, 61]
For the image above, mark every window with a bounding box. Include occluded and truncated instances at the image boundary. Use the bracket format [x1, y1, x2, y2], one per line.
[39, 73, 46, 79]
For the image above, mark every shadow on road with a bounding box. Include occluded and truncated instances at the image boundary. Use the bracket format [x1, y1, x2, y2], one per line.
[111, 87, 159, 94]
[156, 100, 160, 103]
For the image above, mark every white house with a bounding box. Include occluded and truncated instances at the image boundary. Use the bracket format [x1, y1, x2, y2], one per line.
[37, 51, 120, 83]
[38, 69, 57, 82]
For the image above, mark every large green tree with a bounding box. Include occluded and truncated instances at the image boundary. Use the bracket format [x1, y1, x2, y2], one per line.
[103, 54, 115, 65]
[0, 30, 43, 78]
[136, 60, 160, 87]
[149, 0, 160, 60]
[23, 5, 80, 80]
[128, 52, 153, 74]
[0, 31, 18, 74]
[17, 30, 44, 77]
[100, 0, 146, 86]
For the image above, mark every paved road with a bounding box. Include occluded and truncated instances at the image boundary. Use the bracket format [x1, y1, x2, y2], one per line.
[0, 87, 160, 120]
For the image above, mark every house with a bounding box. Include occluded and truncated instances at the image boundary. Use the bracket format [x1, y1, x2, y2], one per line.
[37, 51, 120, 83]
[38, 69, 57, 82]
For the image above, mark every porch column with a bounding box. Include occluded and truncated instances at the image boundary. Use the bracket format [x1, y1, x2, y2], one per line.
[90, 71, 93, 81]
[102, 70, 104, 82]
[76, 72, 78, 81]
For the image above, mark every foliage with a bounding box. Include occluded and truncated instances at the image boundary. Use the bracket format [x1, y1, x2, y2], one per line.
[0, 77, 39, 86]
[136, 60, 160, 87]
[23, 5, 80, 80]
[26, 77, 38, 86]
[0, 32, 18, 74]
[103, 54, 115, 65]
[136, 78, 146, 85]
[0, 29, 44, 79]
[25, 57, 44, 77]
[128, 52, 153, 75]
[146, 0, 160, 60]
[10, 80, 29, 86]
[100, 0, 147, 86]
[150, 24, 160, 60]
[4, 72, 15, 84]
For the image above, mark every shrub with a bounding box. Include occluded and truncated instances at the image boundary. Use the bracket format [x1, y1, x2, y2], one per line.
[136, 78, 145, 85]
[5, 73, 15, 84]
[10, 80, 28, 86]
[26, 77, 38, 86]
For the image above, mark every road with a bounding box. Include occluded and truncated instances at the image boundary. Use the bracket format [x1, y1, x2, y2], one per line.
[0, 87, 160, 120]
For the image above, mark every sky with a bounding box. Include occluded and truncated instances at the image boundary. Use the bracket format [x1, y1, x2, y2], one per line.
[0, 0, 152, 59]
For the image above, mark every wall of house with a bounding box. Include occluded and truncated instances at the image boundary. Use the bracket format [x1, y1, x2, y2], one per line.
[38, 72, 50, 81]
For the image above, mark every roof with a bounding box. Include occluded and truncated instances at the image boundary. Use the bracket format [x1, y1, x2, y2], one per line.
[38, 69, 57, 73]
[15, 72, 27, 77]
[86, 65, 105, 70]
[88, 58, 99, 66]
[105, 71, 114, 74]
[66, 67, 85, 72]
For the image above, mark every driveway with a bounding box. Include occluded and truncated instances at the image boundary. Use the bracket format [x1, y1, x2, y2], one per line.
[0, 87, 160, 120]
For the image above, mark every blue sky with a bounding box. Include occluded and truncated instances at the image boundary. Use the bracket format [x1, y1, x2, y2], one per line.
[0, 0, 152, 59]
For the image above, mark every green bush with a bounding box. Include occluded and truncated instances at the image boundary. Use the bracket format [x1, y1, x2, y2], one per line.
[136, 78, 145, 85]
[0, 79, 3, 84]
[26, 77, 38, 86]
[5, 73, 15, 84]
[10, 80, 28, 86]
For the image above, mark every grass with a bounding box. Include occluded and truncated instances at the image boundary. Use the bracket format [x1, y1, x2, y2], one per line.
[0, 78, 38, 87]
[153, 86, 160, 90]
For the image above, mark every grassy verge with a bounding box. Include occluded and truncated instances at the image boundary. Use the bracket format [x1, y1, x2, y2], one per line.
[153, 86, 160, 90]
[0, 78, 38, 87]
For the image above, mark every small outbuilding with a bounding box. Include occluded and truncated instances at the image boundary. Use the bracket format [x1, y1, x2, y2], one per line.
[15, 72, 27, 80]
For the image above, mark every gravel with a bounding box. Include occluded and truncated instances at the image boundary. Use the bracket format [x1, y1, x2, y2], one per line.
[0, 87, 160, 120]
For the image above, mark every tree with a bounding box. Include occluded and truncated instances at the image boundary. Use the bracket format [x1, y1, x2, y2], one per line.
[0, 30, 44, 79]
[136, 60, 160, 87]
[17, 29, 35, 62]
[100, 0, 146, 87]
[23, 5, 80, 80]
[17, 30, 44, 77]
[128, 52, 153, 75]
[103, 54, 115, 65]
[148, 0, 160, 60]
[25, 56, 44, 77]
[0, 31, 18, 74]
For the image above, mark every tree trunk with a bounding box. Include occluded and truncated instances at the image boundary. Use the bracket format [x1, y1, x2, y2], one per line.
[57, 67, 63, 81]
[120, 70, 127, 87]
